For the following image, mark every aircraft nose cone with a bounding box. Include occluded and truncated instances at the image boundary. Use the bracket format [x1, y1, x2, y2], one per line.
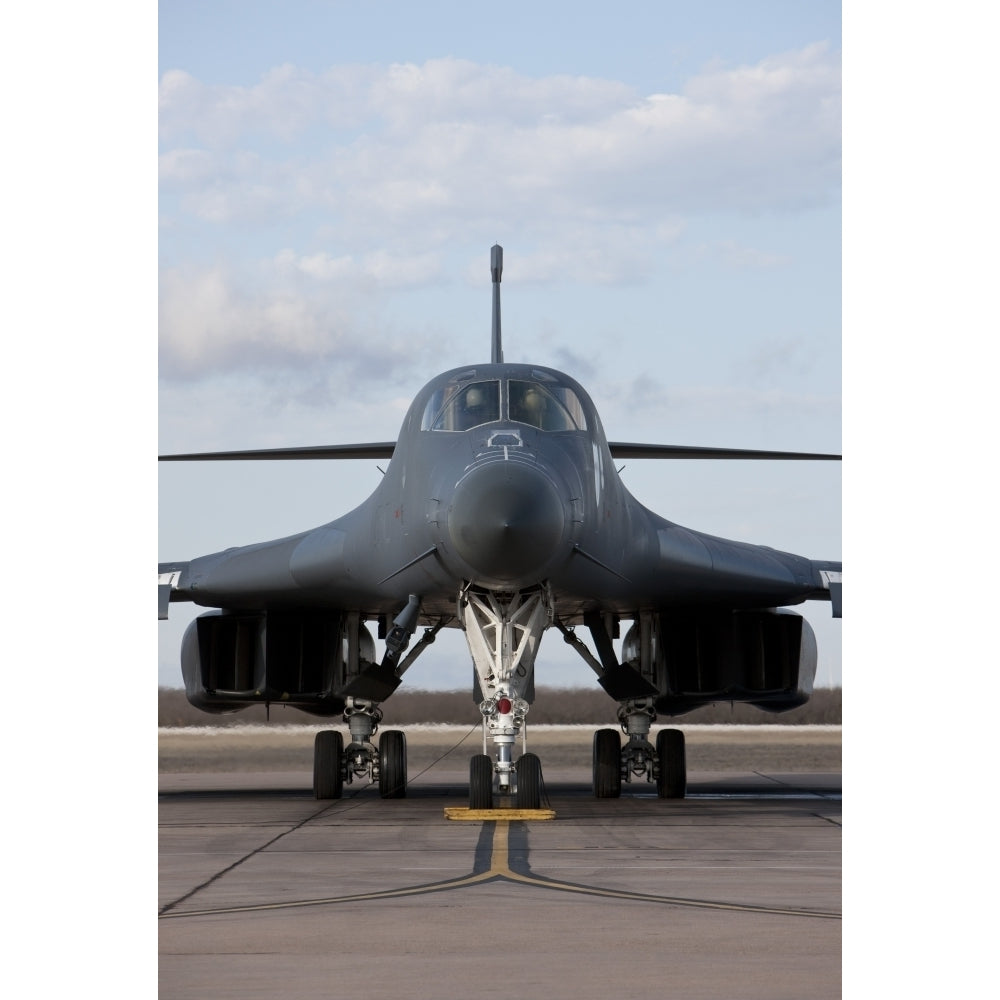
[448, 461, 566, 585]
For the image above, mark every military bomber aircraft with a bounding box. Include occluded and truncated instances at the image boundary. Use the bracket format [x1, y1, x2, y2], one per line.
[159, 246, 842, 808]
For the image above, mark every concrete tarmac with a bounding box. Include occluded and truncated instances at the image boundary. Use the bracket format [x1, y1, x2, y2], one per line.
[159, 730, 841, 1000]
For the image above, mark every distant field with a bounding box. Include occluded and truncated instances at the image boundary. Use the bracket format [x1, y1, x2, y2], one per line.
[159, 724, 841, 774]
[159, 685, 841, 728]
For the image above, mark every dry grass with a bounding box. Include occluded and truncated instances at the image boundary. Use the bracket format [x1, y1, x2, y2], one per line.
[158, 724, 841, 773]
[159, 685, 841, 728]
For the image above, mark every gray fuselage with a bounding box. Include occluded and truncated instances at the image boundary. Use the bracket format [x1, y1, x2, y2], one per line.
[171, 362, 831, 626]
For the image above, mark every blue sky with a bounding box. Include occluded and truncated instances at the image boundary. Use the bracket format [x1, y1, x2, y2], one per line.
[157, 0, 843, 691]
[159, 1, 841, 91]
[9, 3, 999, 988]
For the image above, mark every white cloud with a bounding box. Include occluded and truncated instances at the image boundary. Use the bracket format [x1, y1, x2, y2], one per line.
[464, 221, 685, 286]
[159, 64, 376, 145]
[274, 248, 445, 286]
[159, 47, 840, 237]
[159, 265, 351, 376]
[158, 47, 840, 394]
[367, 59, 637, 129]
[158, 256, 457, 383]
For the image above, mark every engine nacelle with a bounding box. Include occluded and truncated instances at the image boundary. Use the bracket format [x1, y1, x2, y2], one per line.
[181, 609, 376, 717]
[620, 608, 816, 716]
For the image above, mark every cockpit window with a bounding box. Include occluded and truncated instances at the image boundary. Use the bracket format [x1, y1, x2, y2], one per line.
[421, 380, 501, 431]
[508, 380, 587, 431]
[421, 375, 587, 432]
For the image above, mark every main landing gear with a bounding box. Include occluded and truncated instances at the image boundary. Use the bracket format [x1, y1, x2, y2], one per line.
[313, 697, 407, 799]
[592, 697, 686, 799]
[312, 598, 448, 800]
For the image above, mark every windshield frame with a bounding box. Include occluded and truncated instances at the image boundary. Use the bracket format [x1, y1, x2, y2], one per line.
[421, 375, 588, 433]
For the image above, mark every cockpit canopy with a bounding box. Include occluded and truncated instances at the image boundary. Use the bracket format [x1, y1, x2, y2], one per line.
[421, 374, 588, 433]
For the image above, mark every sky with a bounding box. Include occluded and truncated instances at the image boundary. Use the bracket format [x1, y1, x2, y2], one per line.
[157, 0, 843, 691]
[6, 2, 1000, 988]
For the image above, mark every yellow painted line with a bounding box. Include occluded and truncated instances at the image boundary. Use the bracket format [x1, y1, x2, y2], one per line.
[444, 808, 555, 821]
[162, 818, 838, 921]
[491, 820, 510, 873]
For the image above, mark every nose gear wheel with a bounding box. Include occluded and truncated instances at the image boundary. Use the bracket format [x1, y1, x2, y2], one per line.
[459, 585, 551, 808]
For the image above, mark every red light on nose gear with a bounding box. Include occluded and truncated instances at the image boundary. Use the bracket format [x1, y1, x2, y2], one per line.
[498, 697, 513, 715]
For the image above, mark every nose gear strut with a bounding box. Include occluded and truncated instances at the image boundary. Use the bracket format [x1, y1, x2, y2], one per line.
[459, 584, 551, 809]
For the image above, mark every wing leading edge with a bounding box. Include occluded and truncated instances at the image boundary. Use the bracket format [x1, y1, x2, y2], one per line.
[158, 442, 396, 462]
[159, 441, 841, 462]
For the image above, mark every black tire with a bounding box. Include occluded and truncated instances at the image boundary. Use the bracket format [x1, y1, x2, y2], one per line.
[515, 753, 542, 810]
[314, 730, 344, 799]
[379, 730, 407, 799]
[593, 728, 621, 798]
[656, 728, 686, 799]
[469, 754, 494, 809]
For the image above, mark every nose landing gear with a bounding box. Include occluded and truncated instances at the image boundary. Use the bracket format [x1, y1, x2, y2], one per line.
[460, 585, 550, 810]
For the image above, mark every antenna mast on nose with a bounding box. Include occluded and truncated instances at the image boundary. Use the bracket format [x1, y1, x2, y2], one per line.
[491, 244, 503, 364]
